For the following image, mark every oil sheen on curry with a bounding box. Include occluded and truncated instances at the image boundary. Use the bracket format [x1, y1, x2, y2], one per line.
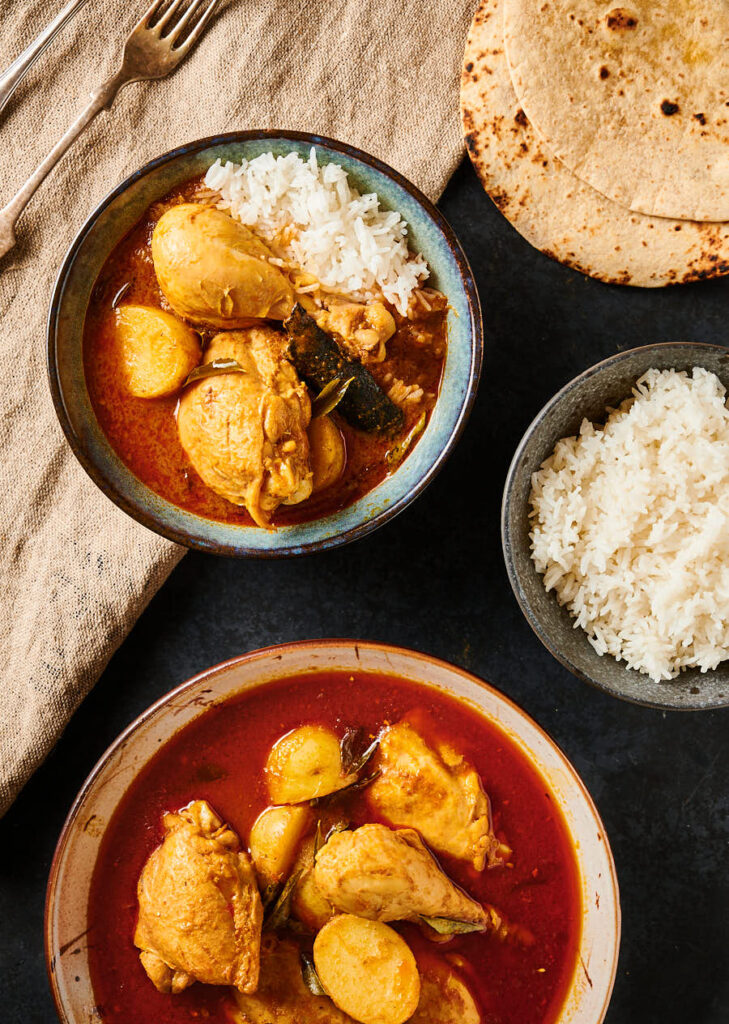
[83, 151, 447, 528]
[88, 671, 581, 1024]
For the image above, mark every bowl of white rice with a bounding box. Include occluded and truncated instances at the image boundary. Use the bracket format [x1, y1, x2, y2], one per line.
[502, 343, 729, 710]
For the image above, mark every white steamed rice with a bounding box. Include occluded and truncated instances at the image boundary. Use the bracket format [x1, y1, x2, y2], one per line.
[529, 367, 729, 682]
[204, 148, 429, 315]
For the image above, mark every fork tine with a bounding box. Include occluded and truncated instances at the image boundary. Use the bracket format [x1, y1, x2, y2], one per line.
[134, 0, 166, 30]
[173, 0, 222, 53]
[166, 0, 206, 44]
[154, 0, 187, 33]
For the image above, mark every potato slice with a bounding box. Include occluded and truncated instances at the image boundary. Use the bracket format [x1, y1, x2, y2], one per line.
[308, 415, 346, 493]
[291, 834, 336, 931]
[114, 305, 201, 398]
[249, 805, 311, 889]
[313, 915, 420, 1024]
[265, 726, 356, 804]
[410, 958, 480, 1024]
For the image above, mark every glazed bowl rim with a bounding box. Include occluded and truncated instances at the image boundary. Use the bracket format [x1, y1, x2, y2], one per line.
[47, 129, 483, 558]
[44, 637, 620, 1024]
[501, 340, 729, 710]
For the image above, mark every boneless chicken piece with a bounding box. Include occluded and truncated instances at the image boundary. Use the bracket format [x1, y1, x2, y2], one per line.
[314, 823, 487, 927]
[368, 722, 510, 871]
[152, 203, 294, 327]
[134, 800, 263, 995]
[315, 301, 396, 364]
[177, 328, 313, 527]
[233, 935, 356, 1024]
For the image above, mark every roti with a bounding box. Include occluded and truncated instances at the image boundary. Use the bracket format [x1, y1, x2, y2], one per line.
[460, 0, 729, 287]
[502, 0, 729, 222]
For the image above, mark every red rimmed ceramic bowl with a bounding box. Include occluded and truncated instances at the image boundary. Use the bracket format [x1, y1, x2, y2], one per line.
[45, 640, 620, 1024]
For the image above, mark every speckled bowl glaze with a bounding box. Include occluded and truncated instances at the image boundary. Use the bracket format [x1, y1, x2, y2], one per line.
[48, 131, 482, 557]
[502, 342, 729, 711]
[46, 639, 620, 1024]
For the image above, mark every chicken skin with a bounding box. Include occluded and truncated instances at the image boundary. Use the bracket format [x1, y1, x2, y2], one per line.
[177, 328, 313, 526]
[368, 722, 510, 871]
[233, 935, 355, 1024]
[134, 800, 263, 995]
[313, 823, 487, 926]
[152, 204, 294, 327]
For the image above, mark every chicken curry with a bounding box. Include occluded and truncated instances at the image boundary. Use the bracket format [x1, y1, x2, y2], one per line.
[83, 175, 447, 529]
[88, 671, 581, 1024]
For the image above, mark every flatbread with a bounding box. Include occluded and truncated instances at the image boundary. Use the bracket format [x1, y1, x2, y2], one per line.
[502, 0, 729, 222]
[460, 0, 729, 287]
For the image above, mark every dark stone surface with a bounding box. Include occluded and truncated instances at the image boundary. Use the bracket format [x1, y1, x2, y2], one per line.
[2, 158, 729, 1022]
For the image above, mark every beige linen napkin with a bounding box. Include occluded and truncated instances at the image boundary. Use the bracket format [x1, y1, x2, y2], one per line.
[0, 0, 475, 816]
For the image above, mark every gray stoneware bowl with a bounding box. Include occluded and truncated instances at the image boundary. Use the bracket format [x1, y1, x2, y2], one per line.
[502, 342, 729, 711]
[48, 131, 482, 557]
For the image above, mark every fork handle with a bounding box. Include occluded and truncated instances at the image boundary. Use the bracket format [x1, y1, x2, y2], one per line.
[0, 0, 92, 118]
[0, 70, 128, 260]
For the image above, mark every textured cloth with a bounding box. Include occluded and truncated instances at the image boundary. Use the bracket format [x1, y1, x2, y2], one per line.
[0, 0, 473, 816]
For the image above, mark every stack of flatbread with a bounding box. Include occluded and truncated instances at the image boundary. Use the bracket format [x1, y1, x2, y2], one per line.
[461, 0, 729, 286]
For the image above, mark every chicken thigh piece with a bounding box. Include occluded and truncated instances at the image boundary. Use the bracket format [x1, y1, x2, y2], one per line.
[152, 204, 294, 327]
[314, 824, 487, 927]
[367, 722, 510, 871]
[177, 328, 313, 526]
[134, 800, 263, 995]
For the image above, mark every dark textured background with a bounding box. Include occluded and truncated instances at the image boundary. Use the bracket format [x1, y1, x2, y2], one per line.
[2, 158, 728, 1022]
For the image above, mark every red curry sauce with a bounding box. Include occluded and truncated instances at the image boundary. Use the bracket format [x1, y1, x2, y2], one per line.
[87, 671, 581, 1024]
[83, 181, 447, 527]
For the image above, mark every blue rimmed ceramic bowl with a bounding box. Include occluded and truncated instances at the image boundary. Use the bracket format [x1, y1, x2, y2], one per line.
[48, 130, 482, 557]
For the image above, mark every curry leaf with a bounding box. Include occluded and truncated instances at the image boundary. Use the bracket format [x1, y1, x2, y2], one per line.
[300, 952, 327, 996]
[312, 769, 381, 807]
[183, 358, 247, 388]
[340, 726, 381, 776]
[260, 881, 282, 912]
[386, 410, 427, 468]
[263, 870, 302, 931]
[311, 376, 355, 419]
[420, 915, 486, 935]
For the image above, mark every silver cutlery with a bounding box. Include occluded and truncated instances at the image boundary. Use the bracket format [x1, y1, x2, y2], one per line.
[0, 0, 92, 118]
[0, 0, 221, 260]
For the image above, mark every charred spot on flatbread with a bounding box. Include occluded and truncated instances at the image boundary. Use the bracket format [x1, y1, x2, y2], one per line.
[605, 9, 638, 30]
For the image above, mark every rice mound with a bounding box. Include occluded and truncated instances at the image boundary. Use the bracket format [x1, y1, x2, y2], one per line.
[204, 149, 428, 315]
[529, 367, 729, 683]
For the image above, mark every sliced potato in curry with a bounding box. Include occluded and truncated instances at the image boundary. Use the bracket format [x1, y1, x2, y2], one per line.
[410, 957, 481, 1024]
[314, 823, 488, 926]
[308, 415, 346, 493]
[290, 831, 337, 931]
[233, 934, 355, 1024]
[134, 800, 262, 994]
[177, 328, 312, 527]
[265, 725, 357, 804]
[368, 721, 510, 871]
[113, 304, 201, 398]
[313, 915, 421, 1024]
[249, 804, 312, 889]
[152, 203, 294, 326]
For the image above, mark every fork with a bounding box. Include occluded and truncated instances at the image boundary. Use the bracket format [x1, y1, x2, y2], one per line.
[0, 0, 221, 260]
[0, 0, 92, 119]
